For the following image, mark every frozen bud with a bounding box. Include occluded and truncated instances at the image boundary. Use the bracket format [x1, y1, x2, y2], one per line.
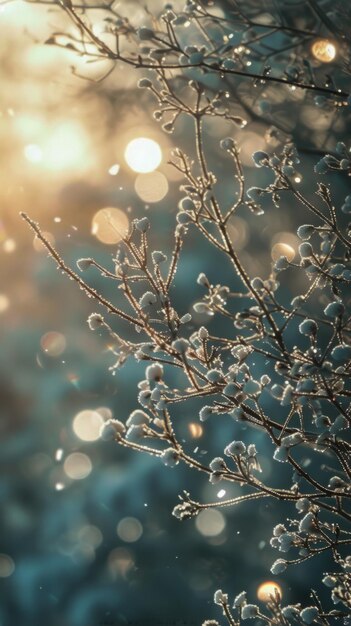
[291, 295, 304, 308]
[179, 313, 192, 324]
[198, 326, 209, 340]
[296, 498, 311, 513]
[138, 389, 152, 408]
[199, 405, 213, 421]
[220, 137, 234, 150]
[214, 589, 228, 605]
[299, 242, 313, 258]
[273, 447, 289, 463]
[274, 255, 289, 271]
[281, 432, 303, 448]
[243, 380, 261, 395]
[282, 606, 300, 619]
[225, 440, 246, 456]
[135, 216, 150, 232]
[179, 197, 196, 212]
[177, 211, 192, 225]
[126, 410, 150, 427]
[299, 512, 316, 533]
[300, 607, 318, 624]
[247, 444, 257, 457]
[331, 344, 351, 361]
[189, 51, 204, 64]
[270, 537, 279, 548]
[172, 338, 189, 354]
[252, 151, 269, 167]
[209, 457, 226, 472]
[206, 369, 222, 383]
[314, 159, 328, 174]
[126, 424, 145, 440]
[328, 476, 347, 490]
[139, 291, 157, 309]
[138, 27, 155, 40]
[197, 272, 209, 287]
[278, 532, 295, 552]
[324, 301, 344, 317]
[273, 524, 286, 537]
[241, 604, 258, 620]
[100, 419, 126, 441]
[261, 374, 270, 385]
[299, 319, 317, 336]
[172, 500, 198, 520]
[209, 472, 222, 484]
[252, 277, 266, 292]
[330, 414, 348, 434]
[222, 59, 236, 70]
[322, 575, 336, 588]
[152, 250, 167, 264]
[270, 558, 287, 575]
[233, 591, 246, 608]
[193, 302, 213, 315]
[230, 407, 245, 421]
[77, 258, 93, 271]
[138, 78, 152, 88]
[297, 224, 315, 240]
[88, 313, 105, 330]
[223, 383, 237, 396]
[145, 362, 164, 381]
[161, 447, 180, 467]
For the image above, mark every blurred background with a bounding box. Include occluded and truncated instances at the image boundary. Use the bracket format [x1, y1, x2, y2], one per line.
[0, 1, 350, 625]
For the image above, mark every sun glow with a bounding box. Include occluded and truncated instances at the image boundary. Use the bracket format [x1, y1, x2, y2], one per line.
[125, 137, 162, 173]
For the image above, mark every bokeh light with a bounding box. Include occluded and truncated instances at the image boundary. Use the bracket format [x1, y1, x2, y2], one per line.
[108, 163, 120, 176]
[116, 517, 143, 543]
[78, 524, 103, 549]
[0, 554, 15, 578]
[134, 171, 169, 203]
[125, 137, 162, 173]
[108, 547, 134, 579]
[91, 207, 129, 244]
[40, 331, 66, 357]
[3, 238, 16, 253]
[311, 39, 336, 63]
[24, 143, 43, 163]
[188, 423, 203, 438]
[257, 581, 282, 602]
[0, 294, 10, 313]
[63, 453, 92, 480]
[195, 509, 226, 537]
[271, 242, 296, 262]
[72, 409, 103, 442]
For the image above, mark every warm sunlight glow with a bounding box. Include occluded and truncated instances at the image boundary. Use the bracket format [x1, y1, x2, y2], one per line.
[24, 143, 43, 163]
[311, 39, 336, 63]
[91, 208, 129, 244]
[125, 137, 162, 173]
[257, 581, 282, 602]
[271, 242, 295, 262]
[44, 121, 90, 171]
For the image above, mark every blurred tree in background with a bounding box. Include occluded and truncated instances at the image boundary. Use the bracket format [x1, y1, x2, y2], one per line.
[0, 1, 350, 626]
